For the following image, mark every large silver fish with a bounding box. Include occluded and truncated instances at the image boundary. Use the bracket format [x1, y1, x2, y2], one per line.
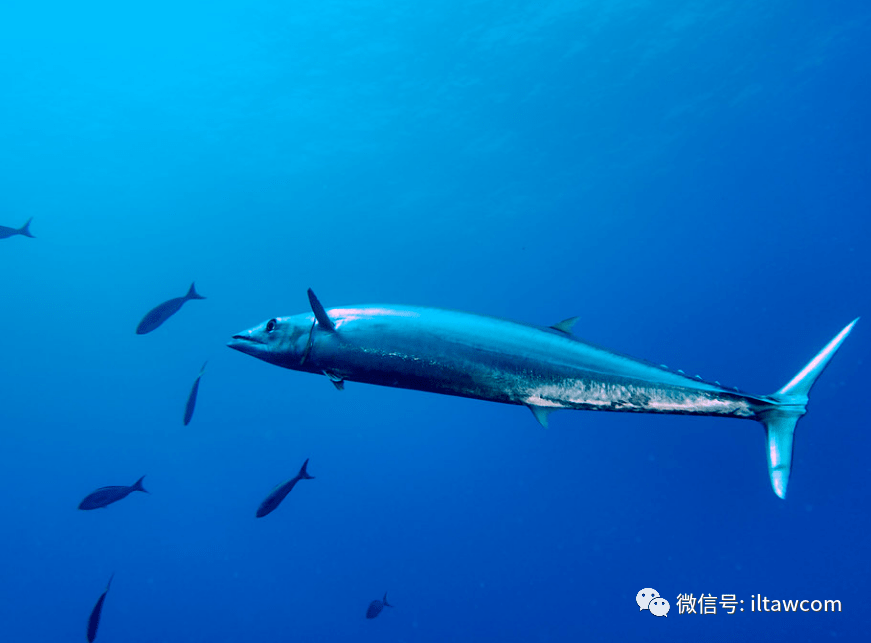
[228, 289, 857, 499]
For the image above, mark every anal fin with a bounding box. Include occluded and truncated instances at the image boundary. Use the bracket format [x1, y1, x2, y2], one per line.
[528, 405, 555, 428]
[324, 370, 345, 391]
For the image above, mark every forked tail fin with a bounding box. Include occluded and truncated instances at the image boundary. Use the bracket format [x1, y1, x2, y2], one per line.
[132, 475, 149, 494]
[18, 218, 34, 238]
[185, 282, 206, 300]
[297, 458, 315, 480]
[759, 319, 858, 499]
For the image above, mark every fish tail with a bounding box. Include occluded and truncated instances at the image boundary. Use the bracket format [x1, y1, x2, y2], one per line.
[132, 475, 149, 493]
[383, 592, 392, 607]
[186, 282, 206, 300]
[298, 458, 315, 480]
[18, 218, 34, 238]
[757, 318, 858, 499]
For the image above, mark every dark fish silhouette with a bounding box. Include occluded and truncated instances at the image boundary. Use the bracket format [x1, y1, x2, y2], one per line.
[87, 573, 113, 642]
[183, 362, 207, 425]
[136, 282, 205, 334]
[79, 476, 148, 510]
[0, 218, 34, 239]
[366, 592, 393, 619]
[256, 459, 314, 518]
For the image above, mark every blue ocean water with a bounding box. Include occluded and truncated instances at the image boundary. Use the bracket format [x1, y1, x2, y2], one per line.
[1, 1, 869, 641]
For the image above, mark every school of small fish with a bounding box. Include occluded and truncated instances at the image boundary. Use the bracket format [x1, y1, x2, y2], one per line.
[3, 220, 392, 640]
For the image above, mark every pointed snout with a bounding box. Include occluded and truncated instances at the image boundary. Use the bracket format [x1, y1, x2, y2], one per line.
[227, 328, 261, 355]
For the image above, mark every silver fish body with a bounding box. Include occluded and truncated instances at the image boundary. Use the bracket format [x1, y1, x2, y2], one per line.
[228, 291, 857, 499]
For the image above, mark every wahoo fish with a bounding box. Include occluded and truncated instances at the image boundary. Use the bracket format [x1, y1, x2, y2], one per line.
[255, 458, 315, 518]
[136, 282, 206, 334]
[228, 289, 858, 499]
[79, 476, 148, 510]
[0, 217, 34, 239]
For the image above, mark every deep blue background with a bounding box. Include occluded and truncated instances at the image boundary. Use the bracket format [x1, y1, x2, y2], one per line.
[1, 1, 868, 641]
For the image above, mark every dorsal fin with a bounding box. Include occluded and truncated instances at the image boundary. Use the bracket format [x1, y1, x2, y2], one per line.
[550, 316, 579, 334]
[307, 288, 335, 332]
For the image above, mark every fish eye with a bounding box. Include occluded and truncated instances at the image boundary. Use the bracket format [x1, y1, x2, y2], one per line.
[266, 319, 277, 332]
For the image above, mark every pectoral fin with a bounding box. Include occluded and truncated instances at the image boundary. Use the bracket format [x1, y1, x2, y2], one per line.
[528, 405, 555, 428]
[550, 317, 579, 334]
[307, 288, 336, 331]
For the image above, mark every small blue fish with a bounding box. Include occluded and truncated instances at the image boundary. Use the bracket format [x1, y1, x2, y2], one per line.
[79, 476, 148, 510]
[366, 592, 393, 619]
[0, 218, 34, 240]
[136, 282, 206, 334]
[256, 459, 314, 518]
[183, 362, 207, 426]
[87, 573, 113, 642]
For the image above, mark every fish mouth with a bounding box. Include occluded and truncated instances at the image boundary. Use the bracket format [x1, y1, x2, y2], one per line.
[230, 334, 262, 343]
[227, 333, 265, 354]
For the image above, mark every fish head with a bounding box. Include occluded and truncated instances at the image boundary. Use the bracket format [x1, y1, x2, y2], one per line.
[228, 313, 314, 368]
